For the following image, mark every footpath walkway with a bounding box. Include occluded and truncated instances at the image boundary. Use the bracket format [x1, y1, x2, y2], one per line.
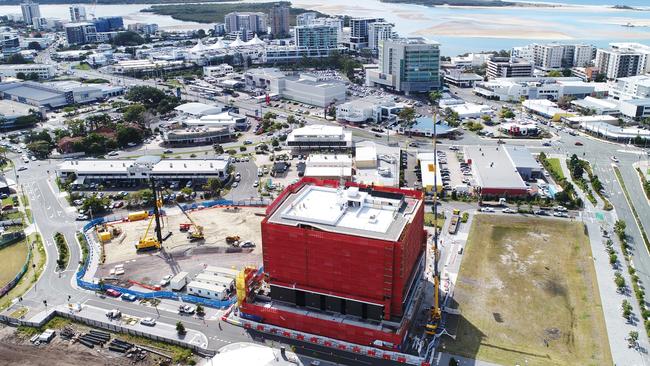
[558, 156, 650, 365]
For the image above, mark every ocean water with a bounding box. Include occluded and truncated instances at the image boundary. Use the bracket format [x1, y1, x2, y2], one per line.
[0, 0, 648, 55]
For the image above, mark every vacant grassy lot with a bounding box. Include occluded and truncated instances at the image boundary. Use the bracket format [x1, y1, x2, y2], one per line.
[547, 158, 565, 180]
[444, 215, 611, 366]
[0, 241, 28, 287]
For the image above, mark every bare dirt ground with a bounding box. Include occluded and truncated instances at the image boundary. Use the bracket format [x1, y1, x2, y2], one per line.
[0, 324, 165, 366]
[101, 206, 265, 264]
[96, 206, 265, 286]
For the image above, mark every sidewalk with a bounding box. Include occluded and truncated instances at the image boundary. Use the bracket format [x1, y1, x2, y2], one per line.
[558, 156, 650, 365]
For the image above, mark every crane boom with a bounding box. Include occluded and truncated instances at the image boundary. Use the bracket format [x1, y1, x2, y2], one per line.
[175, 202, 204, 241]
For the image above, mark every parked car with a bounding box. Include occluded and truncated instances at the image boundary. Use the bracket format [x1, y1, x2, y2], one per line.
[179, 304, 196, 314]
[105, 289, 121, 297]
[105, 309, 121, 319]
[610, 156, 619, 163]
[574, 141, 583, 146]
[241, 241, 256, 248]
[160, 274, 172, 286]
[479, 207, 495, 213]
[121, 293, 137, 302]
[140, 317, 156, 326]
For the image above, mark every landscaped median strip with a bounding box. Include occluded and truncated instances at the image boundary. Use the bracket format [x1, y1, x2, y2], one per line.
[614, 166, 650, 251]
[53, 232, 69, 270]
[613, 166, 650, 337]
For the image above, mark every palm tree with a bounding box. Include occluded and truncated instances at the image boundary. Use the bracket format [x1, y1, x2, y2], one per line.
[398, 107, 417, 136]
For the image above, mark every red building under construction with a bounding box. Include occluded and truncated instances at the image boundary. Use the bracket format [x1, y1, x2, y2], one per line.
[240, 177, 427, 350]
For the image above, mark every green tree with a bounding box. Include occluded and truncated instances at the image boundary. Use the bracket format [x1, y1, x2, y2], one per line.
[557, 95, 575, 109]
[286, 115, 296, 125]
[111, 31, 145, 46]
[116, 124, 144, 147]
[398, 107, 417, 135]
[500, 107, 515, 119]
[213, 144, 224, 154]
[547, 70, 563, 77]
[15, 72, 26, 80]
[126, 86, 167, 109]
[196, 305, 205, 317]
[203, 178, 222, 195]
[27, 140, 52, 159]
[6, 53, 27, 64]
[271, 139, 279, 147]
[594, 73, 607, 82]
[562, 68, 572, 77]
[123, 103, 146, 123]
[67, 119, 87, 136]
[176, 321, 186, 335]
[429, 91, 442, 106]
[86, 113, 112, 130]
[81, 195, 110, 215]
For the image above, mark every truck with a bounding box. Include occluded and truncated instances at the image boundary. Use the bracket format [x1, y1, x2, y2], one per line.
[170, 271, 189, 291]
[128, 211, 149, 222]
[479, 198, 507, 207]
[448, 209, 461, 235]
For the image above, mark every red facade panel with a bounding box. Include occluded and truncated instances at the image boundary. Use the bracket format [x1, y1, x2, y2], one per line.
[241, 302, 405, 348]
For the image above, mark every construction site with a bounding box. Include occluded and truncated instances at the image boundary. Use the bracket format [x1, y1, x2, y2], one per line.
[94, 204, 265, 289]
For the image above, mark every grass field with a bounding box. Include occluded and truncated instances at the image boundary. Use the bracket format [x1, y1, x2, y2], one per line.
[547, 158, 565, 180]
[443, 215, 611, 366]
[0, 241, 28, 287]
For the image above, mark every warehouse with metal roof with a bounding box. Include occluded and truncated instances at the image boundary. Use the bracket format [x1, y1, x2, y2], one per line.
[464, 145, 528, 197]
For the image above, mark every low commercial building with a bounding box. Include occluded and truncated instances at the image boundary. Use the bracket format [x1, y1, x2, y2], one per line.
[522, 99, 567, 118]
[0, 63, 55, 79]
[571, 96, 620, 115]
[474, 77, 600, 102]
[580, 121, 650, 142]
[109, 59, 186, 74]
[610, 74, 650, 100]
[486, 56, 533, 79]
[56, 155, 230, 186]
[0, 99, 35, 127]
[286, 124, 352, 151]
[563, 115, 619, 127]
[304, 154, 353, 180]
[448, 103, 493, 119]
[163, 126, 234, 146]
[397, 117, 458, 137]
[464, 145, 529, 197]
[417, 152, 443, 193]
[245, 68, 346, 107]
[444, 70, 483, 88]
[203, 63, 234, 77]
[174, 102, 225, 117]
[354, 141, 400, 187]
[504, 146, 542, 180]
[335, 96, 405, 124]
[0, 80, 123, 109]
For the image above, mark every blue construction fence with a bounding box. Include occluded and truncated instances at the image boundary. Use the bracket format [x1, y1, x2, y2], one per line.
[76, 210, 243, 309]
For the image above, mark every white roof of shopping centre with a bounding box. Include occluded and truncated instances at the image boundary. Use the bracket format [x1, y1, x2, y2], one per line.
[58, 158, 228, 174]
[175, 102, 223, 116]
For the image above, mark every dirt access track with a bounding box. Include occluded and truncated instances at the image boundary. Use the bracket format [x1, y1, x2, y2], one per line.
[0, 341, 135, 366]
[101, 206, 266, 264]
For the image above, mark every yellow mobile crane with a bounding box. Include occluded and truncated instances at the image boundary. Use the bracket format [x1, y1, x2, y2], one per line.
[135, 214, 161, 250]
[175, 202, 204, 241]
[425, 96, 442, 335]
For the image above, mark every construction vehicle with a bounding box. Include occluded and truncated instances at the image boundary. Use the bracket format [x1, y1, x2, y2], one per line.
[134, 178, 165, 250]
[226, 235, 240, 245]
[134, 214, 161, 250]
[425, 106, 442, 336]
[175, 202, 204, 241]
[448, 210, 461, 235]
[479, 198, 507, 207]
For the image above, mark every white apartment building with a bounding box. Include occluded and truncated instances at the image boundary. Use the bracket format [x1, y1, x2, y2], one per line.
[450, 53, 493, 68]
[367, 22, 394, 53]
[512, 43, 595, 70]
[0, 63, 55, 79]
[69, 4, 86, 22]
[286, 125, 352, 151]
[595, 43, 650, 80]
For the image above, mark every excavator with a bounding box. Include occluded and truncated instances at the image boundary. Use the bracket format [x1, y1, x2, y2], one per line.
[175, 202, 204, 241]
[425, 106, 442, 336]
